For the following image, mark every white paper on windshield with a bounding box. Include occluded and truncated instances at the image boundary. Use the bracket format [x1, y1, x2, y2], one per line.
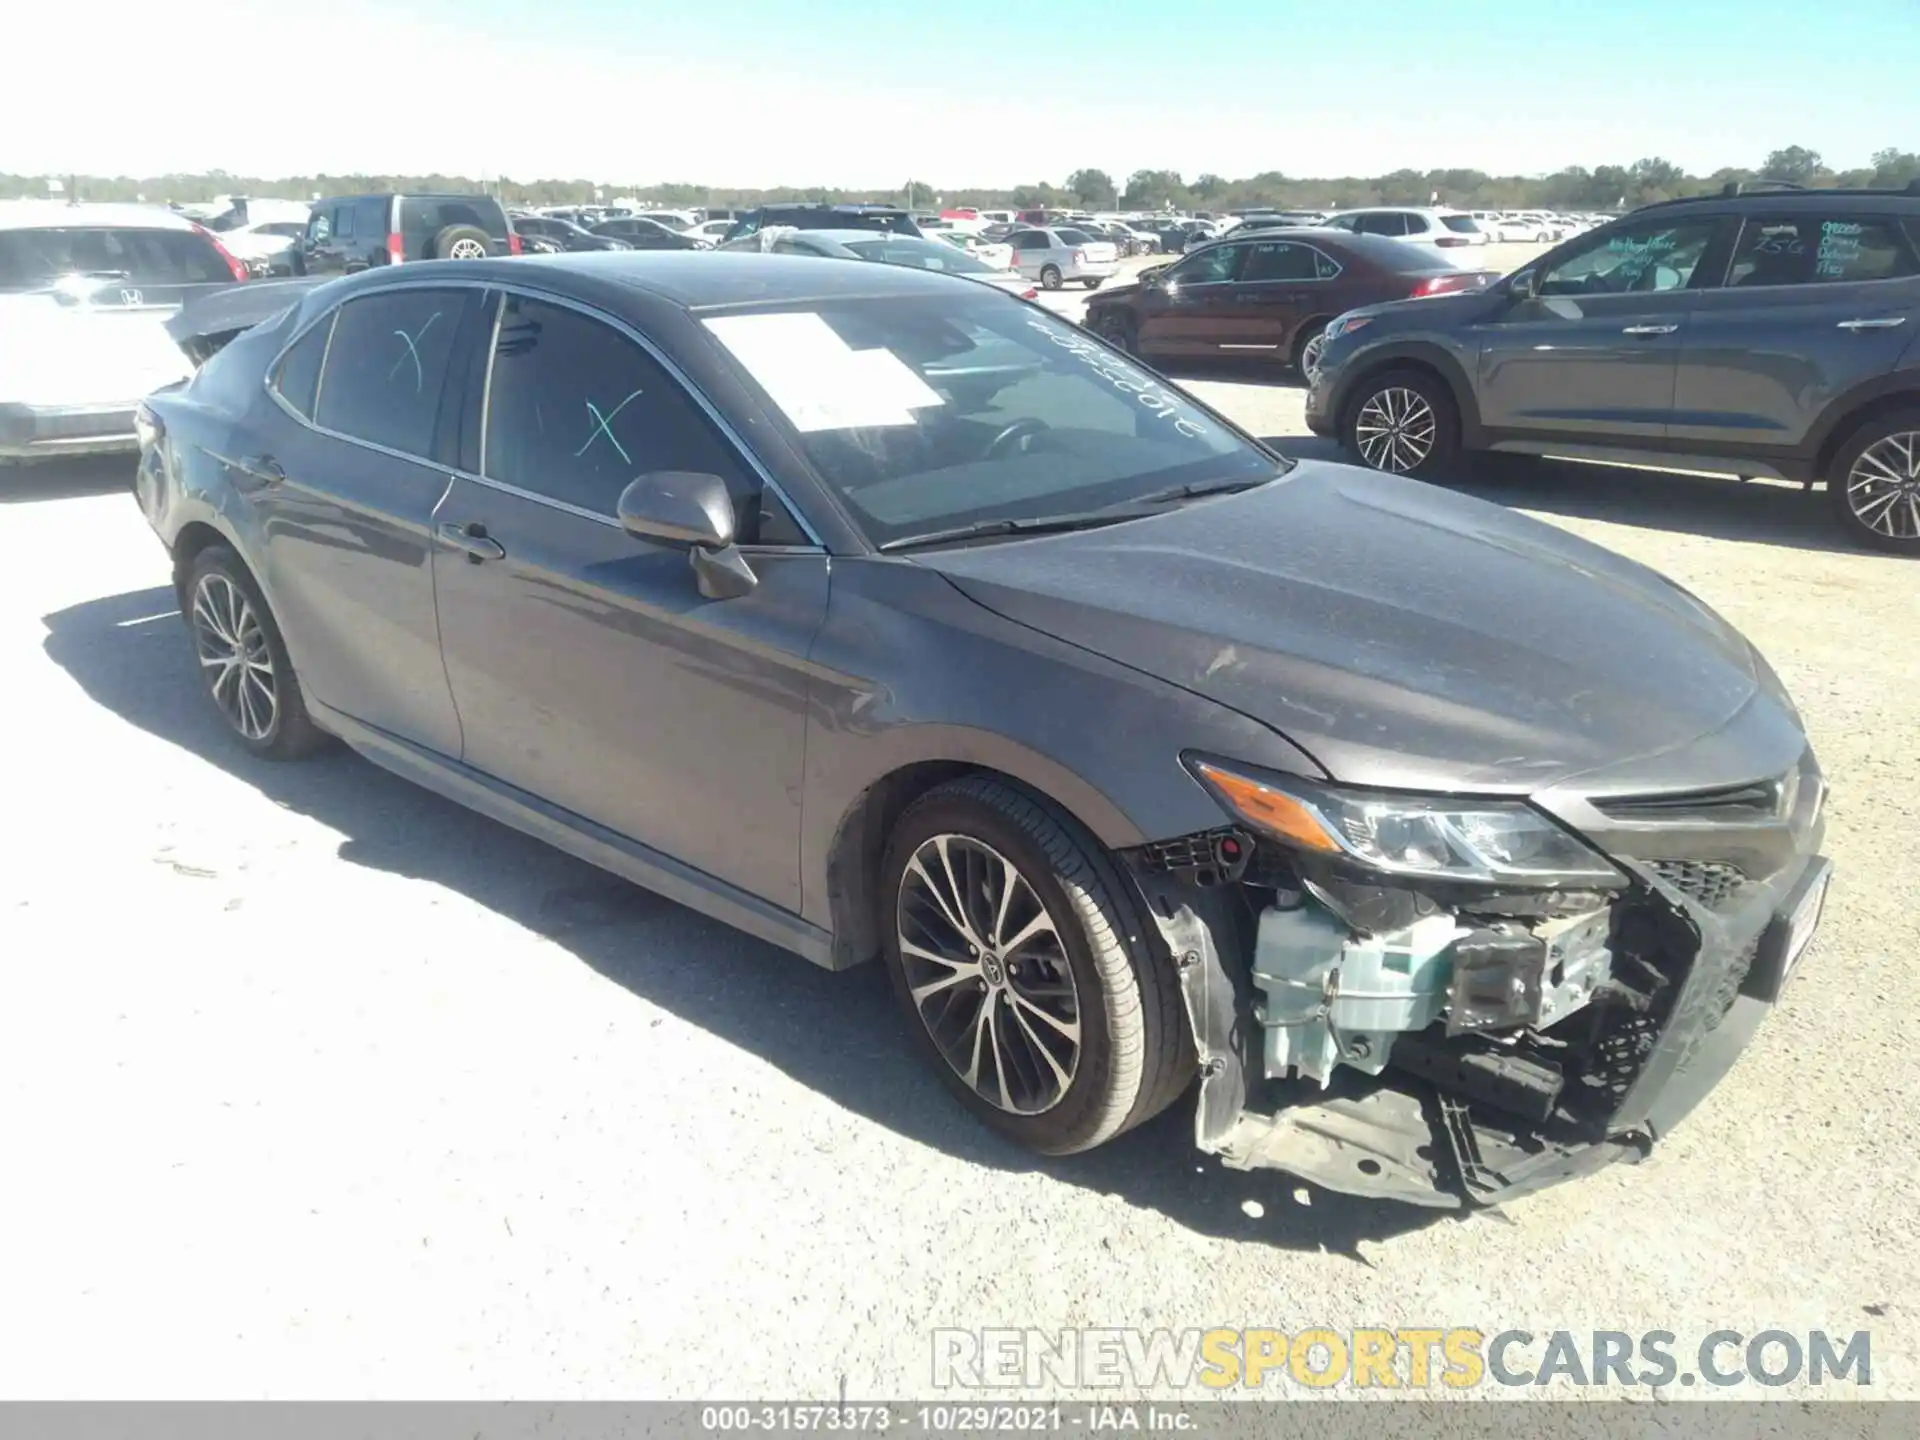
[703, 311, 945, 432]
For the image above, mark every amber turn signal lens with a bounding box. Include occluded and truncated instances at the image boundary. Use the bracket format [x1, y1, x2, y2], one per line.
[1191, 762, 1342, 853]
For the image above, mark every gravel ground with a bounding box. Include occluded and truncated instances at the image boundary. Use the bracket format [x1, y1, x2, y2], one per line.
[2, 248, 1915, 1402]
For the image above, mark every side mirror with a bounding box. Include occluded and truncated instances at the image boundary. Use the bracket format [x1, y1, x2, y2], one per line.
[616, 471, 758, 600]
[1509, 269, 1539, 302]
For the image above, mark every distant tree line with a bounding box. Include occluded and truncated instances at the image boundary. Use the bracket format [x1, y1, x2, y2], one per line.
[7, 146, 1916, 214]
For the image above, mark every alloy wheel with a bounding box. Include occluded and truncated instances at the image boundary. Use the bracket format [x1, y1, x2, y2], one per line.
[1354, 386, 1437, 473]
[1300, 330, 1328, 381]
[448, 237, 487, 260]
[895, 834, 1081, 1115]
[1845, 431, 1920, 541]
[191, 573, 278, 741]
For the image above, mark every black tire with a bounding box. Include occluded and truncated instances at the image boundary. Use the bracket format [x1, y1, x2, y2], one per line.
[183, 546, 329, 760]
[1340, 365, 1461, 479]
[431, 224, 492, 260]
[1039, 264, 1064, 291]
[881, 776, 1193, 1156]
[1826, 408, 1920, 554]
[1082, 277, 1103, 290]
[1092, 309, 1138, 355]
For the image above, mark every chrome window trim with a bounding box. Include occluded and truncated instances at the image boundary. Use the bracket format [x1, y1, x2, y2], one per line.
[256, 273, 823, 548]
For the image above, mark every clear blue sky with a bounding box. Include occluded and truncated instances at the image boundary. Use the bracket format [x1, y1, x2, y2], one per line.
[13, 0, 1915, 183]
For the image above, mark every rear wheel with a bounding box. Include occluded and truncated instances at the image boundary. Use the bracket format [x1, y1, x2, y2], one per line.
[881, 776, 1192, 1155]
[1293, 319, 1330, 380]
[185, 546, 328, 760]
[432, 224, 491, 260]
[1040, 264, 1063, 290]
[1082, 277, 1103, 290]
[1828, 410, 1920, 553]
[1342, 367, 1460, 478]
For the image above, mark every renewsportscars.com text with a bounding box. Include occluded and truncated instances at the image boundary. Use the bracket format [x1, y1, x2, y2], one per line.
[932, 1327, 1872, 1392]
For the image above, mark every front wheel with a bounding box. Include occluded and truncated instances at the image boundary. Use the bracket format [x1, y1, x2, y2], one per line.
[1092, 309, 1137, 355]
[1341, 367, 1460, 479]
[185, 546, 329, 759]
[1828, 410, 1920, 553]
[1039, 264, 1063, 290]
[881, 776, 1193, 1155]
[1082, 277, 1103, 290]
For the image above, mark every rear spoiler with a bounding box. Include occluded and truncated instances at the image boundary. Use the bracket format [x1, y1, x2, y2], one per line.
[166, 276, 330, 363]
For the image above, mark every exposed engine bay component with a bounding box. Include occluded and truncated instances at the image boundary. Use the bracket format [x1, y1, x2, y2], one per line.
[1250, 897, 1614, 1087]
[1389, 1033, 1564, 1123]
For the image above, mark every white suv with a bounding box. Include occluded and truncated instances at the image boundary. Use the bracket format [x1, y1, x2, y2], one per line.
[1319, 207, 1489, 256]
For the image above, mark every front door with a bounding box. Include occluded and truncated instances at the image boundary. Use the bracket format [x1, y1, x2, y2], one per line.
[430, 291, 827, 911]
[1475, 215, 1728, 440]
[1136, 242, 1246, 356]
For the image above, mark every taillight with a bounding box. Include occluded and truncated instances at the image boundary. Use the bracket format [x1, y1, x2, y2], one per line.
[1022, 288, 1038, 300]
[1409, 274, 1478, 298]
[508, 230, 523, 256]
[1073, 249, 1087, 264]
[388, 231, 406, 265]
[192, 223, 249, 282]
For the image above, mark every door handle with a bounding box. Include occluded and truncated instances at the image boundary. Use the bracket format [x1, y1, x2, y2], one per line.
[438, 520, 506, 563]
[1837, 317, 1907, 331]
[1620, 324, 1679, 336]
[234, 454, 285, 484]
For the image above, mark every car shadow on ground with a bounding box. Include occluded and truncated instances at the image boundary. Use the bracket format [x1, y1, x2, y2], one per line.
[42, 584, 1451, 1257]
[1, 455, 136, 504]
[1253, 437, 1855, 554]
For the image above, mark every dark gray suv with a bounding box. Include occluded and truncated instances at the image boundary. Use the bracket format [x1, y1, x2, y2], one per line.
[1305, 182, 1920, 551]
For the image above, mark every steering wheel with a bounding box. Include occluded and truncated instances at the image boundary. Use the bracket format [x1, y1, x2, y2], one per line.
[986, 417, 1050, 459]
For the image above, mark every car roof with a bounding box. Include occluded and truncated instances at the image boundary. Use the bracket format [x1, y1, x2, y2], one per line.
[1633, 182, 1920, 215]
[341, 250, 995, 311]
[0, 200, 199, 232]
[793, 229, 932, 245]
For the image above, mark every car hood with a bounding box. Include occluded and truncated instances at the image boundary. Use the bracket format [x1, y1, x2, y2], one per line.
[916, 462, 1774, 794]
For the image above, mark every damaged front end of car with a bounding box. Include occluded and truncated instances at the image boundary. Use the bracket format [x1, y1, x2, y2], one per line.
[1124, 752, 1831, 1208]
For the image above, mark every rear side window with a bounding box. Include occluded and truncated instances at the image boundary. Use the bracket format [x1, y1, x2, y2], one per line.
[1441, 215, 1482, 234]
[1055, 228, 1091, 245]
[1727, 216, 1919, 287]
[1356, 213, 1405, 237]
[1402, 214, 1430, 234]
[270, 314, 334, 420]
[1239, 241, 1318, 282]
[483, 295, 769, 534]
[0, 227, 231, 291]
[313, 288, 464, 458]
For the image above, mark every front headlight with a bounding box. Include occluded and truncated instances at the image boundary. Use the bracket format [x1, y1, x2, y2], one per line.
[1188, 758, 1623, 887]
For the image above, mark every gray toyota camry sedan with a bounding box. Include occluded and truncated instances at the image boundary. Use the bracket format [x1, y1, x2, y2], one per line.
[136, 251, 1831, 1208]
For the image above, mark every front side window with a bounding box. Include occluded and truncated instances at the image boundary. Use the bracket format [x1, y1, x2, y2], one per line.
[313, 288, 464, 457]
[1169, 245, 1241, 285]
[703, 294, 1278, 550]
[1239, 241, 1318, 283]
[1539, 220, 1720, 296]
[484, 295, 769, 532]
[1727, 215, 1918, 287]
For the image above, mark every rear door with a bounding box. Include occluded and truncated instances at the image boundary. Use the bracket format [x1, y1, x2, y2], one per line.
[243, 284, 476, 754]
[430, 291, 827, 909]
[1474, 214, 1729, 440]
[1220, 238, 1328, 358]
[1670, 210, 1920, 449]
[1136, 242, 1247, 356]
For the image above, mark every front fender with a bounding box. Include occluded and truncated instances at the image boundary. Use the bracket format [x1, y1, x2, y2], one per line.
[1331, 339, 1484, 445]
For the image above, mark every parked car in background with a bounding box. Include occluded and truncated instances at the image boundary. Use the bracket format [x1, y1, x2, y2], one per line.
[592, 217, 707, 250]
[141, 250, 1831, 1211]
[730, 228, 1036, 296]
[1073, 221, 1141, 257]
[1086, 229, 1497, 379]
[510, 213, 632, 252]
[1320, 208, 1489, 253]
[723, 204, 922, 244]
[219, 218, 310, 277]
[640, 210, 700, 229]
[1005, 226, 1119, 290]
[928, 230, 1016, 271]
[0, 201, 243, 461]
[1306, 181, 1920, 551]
[683, 219, 736, 245]
[295, 193, 518, 275]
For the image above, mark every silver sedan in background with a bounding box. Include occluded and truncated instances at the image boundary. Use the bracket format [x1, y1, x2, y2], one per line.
[1003, 226, 1120, 290]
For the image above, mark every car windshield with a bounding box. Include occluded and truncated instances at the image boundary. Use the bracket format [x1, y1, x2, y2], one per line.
[0, 227, 231, 290]
[845, 237, 996, 274]
[702, 293, 1281, 549]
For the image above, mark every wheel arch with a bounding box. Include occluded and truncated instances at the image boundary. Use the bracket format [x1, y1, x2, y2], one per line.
[169, 518, 248, 608]
[1334, 341, 1483, 445]
[1808, 374, 1920, 484]
[820, 751, 1144, 972]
